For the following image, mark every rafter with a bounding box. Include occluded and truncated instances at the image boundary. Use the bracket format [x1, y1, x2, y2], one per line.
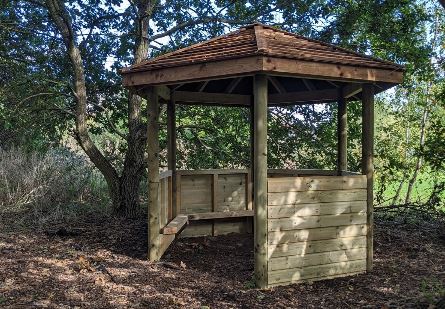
[343, 83, 363, 99]
[225, 77, 243, 93]
[269, 88, 338, 105]
[302, 79, 316, 91]
[173, 91, 251, 106]
[171, 87, 357, 106]
[268, 76, 286, 94]
[198, 81, 209, 92]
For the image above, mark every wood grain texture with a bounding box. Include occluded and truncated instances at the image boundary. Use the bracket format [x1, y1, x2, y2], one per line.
[253, 74, 268, 288]
[147, 86, 161, 261]
[188, 210, 253, 220]
[267, 175, 366, 192]
[268, 201, 366, 218]
[362, 84, 375, 272]
[268, 189, 367, 206]
[162, 215, 188, 235]
[269, 236, 367, 258]
[268, 259, 366, 285]
[268, 213, 367, 232]
[268, 248, 366, 271]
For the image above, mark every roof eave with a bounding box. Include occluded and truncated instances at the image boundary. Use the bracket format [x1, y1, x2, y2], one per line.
[122, 55, 403, 87]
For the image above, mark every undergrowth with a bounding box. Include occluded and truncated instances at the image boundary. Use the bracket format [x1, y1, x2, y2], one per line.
[0, 147, 110, 230]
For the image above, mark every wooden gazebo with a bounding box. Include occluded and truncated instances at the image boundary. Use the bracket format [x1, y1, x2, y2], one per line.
[121, 24, 404, 288]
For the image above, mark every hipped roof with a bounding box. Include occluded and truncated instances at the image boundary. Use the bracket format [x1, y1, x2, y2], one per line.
[121, 23, 404, 87]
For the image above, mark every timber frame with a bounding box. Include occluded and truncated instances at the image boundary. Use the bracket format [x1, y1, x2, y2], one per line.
[121, 23, 404, 289]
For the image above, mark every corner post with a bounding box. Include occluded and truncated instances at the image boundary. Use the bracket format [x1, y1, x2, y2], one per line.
[253, 74, 268, 288]
[361, 84, 374, 272]
[167, 92, 177, 218]
[337, 90, 347, 173]
[147, 86, 161, 261]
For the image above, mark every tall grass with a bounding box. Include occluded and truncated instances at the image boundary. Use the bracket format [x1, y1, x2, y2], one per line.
[0, 147, 110, 228]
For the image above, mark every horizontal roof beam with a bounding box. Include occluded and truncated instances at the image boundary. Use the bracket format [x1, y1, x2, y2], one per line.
[172, 87, 363, 106]
[173, 91, 251, 106]
[269, 88, 338, 105]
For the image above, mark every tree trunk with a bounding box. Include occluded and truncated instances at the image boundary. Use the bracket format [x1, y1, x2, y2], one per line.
[114, 1, 154, 216]
[391, 180, 404, 205]
[45, 0, 121, 209]
[405, 107, 429, 204]
[46, 0, 155, 217]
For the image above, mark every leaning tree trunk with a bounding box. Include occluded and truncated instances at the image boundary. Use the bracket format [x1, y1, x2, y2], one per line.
[47, 0, 157, 217]
[405, 106, 429, 204]
[45, 0, 122, 210]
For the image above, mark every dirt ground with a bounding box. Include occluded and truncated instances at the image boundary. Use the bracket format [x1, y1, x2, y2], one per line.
[0, 216, 444, 308]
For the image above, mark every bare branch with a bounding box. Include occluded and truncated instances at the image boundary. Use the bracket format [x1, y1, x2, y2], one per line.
[148, 17, 244, 41]
[88, 101, 127, 140]
[17, 92, 69, 106]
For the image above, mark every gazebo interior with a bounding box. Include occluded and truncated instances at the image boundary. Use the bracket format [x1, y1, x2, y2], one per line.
[121, 23, 404, 288]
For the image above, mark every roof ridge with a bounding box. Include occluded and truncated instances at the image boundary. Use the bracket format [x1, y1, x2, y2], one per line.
[260, 25, 404, 70]
[253, 24, 268, 54]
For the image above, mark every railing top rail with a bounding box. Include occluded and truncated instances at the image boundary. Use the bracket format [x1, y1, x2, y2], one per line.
[170, 169, 362, 177]
[159, 170, 173, 179]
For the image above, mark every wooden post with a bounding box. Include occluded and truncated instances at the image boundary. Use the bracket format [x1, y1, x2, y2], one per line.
[248, 98, 255, 234]
[147, 86, 161, 261]
[253, 74, 268, 288]
[337, 91, 347, 173]
[167, 94, 177, 217]
[362, 84, 374, 272]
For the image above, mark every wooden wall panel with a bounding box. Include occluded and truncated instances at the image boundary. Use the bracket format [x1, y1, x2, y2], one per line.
[266, 175, 368, 287]
[268, 260, 367, 286]
[216, 174, 246, 212]
[178, 172, 250, 237]
[180, 175, 212, 214]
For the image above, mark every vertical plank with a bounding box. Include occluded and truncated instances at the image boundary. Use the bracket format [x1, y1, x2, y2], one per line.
[246, 172, 253, 233]
[160, 178, 166, 226]
[337, 90, 347, 173]
[167, 95, 177, 217]
[362, 84, 374, 272]
[176, 173, 182, 216]
[246, 172, 253, 210]
[253, 74, 268, 288]
[147, 86, 161, 261]
[167, 176, 173, 220]
[212, 173, 218, 236]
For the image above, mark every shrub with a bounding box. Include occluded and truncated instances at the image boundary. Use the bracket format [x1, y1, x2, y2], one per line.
[0, 147, 110, 228]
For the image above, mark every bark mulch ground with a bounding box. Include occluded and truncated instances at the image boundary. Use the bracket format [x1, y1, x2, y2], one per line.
[0, 216, 444, 308]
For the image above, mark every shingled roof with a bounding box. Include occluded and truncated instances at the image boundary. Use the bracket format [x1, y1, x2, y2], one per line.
[122, 23, 403, 74]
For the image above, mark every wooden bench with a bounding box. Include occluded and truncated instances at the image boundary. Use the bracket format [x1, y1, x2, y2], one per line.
[162, 210, 254, 235]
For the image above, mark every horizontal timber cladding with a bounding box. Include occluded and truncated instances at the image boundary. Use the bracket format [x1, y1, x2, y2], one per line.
[178, 171, 251, 237]
[268, 189, 367, 206]
[268, 260, 367, 286]
[269, 236, 367, 258]
[268, 248, 367, 271]
[266, 175, 368, 286]
[268, 224, 367, 245]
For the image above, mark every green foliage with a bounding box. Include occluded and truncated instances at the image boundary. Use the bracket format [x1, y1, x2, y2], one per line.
[1, 0, 444, 212]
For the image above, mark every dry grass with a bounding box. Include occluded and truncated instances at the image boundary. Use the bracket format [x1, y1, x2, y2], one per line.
[0, 147, 110, 229]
